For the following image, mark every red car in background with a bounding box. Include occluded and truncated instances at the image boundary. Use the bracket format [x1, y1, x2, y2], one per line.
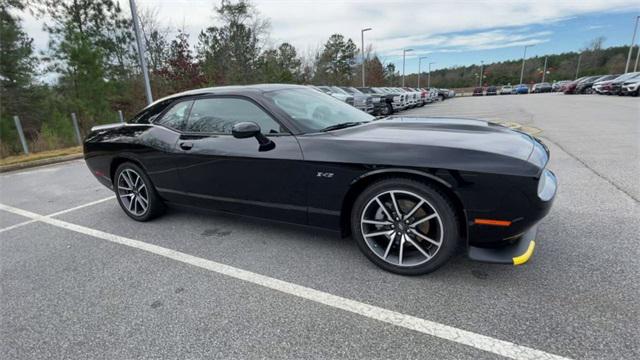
[562, 76, 588, 94]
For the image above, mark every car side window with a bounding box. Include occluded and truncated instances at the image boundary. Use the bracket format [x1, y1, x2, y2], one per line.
[186, 98, 284, 134]
[156, 100, 193, 130]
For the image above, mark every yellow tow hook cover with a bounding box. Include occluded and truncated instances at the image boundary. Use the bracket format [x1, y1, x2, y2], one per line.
[513, 241, 536, 266]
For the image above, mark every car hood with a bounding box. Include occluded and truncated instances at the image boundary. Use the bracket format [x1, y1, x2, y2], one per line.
[301, 117, 547, 177]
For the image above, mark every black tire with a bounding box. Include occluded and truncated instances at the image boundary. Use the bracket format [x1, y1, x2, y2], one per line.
[438, 95, 445, 101]
[114, 162, 165, 221]
[350, 178, 460, 275]
[380, 102, 393, 116]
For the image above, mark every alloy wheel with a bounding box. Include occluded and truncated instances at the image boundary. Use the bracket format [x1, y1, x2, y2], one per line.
[360, 190, 443, 267]
[117, 168, 149, 217]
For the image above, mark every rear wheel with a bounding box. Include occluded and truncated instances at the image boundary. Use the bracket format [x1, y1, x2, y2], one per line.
[114, 162, 165, 221]
[351, 179, 459, 275]
[380, 102, 393, 116]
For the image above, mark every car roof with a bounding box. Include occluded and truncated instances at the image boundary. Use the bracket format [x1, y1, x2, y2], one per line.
[145, 84, 306, 109]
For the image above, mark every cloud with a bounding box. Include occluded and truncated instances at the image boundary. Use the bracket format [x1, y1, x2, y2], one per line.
[586, 24, 610, 30]
[15, 0, 640, 63]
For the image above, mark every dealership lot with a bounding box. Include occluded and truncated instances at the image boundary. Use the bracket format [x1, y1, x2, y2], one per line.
[1, 94, 638, 359]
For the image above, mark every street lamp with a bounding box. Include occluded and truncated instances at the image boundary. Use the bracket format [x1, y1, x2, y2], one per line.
[541, 56, 548, 82]
[519, 44, 534, 85]
[361, 27, 372, 87]
[402, 48, 413, 87]
[575, 53, 582, 79]
[428, 62, 435, 88]
[129, 0, 153, 104]
[625, 16, 640, 73]
[418, 56, 428, 88]
[479, 61, 484, 87]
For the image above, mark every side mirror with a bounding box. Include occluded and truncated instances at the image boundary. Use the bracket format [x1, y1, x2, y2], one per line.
[232, 121, 260, 139]
[232, 122, 275, 152]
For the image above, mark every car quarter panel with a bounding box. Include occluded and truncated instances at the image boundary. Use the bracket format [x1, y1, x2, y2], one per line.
[83, 124, 184, 200]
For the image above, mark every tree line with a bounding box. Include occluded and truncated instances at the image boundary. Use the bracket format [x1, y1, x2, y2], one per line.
[0, 0, 632, 156]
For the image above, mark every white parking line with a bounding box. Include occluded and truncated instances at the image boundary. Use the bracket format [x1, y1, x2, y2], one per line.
[0, 201, 572, 360]
[0, 196, 114, 234]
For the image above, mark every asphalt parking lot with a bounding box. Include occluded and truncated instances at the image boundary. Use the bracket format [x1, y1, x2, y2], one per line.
[1, 93, 638, 359]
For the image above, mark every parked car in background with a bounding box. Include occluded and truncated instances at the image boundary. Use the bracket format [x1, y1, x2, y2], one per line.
[574, 75, 604, 94]
[403, 87, 424, 107]
[620, 77, 640, 96]
[429, 88, 440, 102]
[486, 86, 498, 95]
[608, 72, 640, 95]
[379, 87, 407, 110]
[338, 86, 374, 113]
[438, 88, 453, 100]
[532, 82, 552, 93]
[515, 84, 529, 94]
[499, 85, 513, 95]
[357, 87, 395, 115]
[472, 87, 483, 96]
[552, 80, 571, 92]
[562, 77, 589, 94]
[316, 86, 354, 106]
[399, 87, 420, 107]
[577, 75, 617, 94]
[331, 86, 373, 114]
[593, 73, 635, 94]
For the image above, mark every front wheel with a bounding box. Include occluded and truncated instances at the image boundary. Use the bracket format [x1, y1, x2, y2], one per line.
[351, 179, 460, 275]
[114, 162, 165, 221]
[380, 102, 393, 116]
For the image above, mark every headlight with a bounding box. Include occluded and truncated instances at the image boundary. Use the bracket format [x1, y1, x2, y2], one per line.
[537, 169, 557, 201]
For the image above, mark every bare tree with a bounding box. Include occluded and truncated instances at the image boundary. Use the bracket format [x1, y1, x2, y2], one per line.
[137, 4, 171, 72]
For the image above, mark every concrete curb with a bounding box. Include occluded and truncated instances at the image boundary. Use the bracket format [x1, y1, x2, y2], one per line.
[0, 153, 84, 173]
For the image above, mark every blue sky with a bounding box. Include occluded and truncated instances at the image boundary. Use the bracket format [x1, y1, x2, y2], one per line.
[396, 11, 640, 72]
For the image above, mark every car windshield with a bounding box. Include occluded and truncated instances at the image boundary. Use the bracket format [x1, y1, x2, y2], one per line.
[264, 88, 375, 133]
[618, 72, 640, 81]
[330, 86, 349, 95]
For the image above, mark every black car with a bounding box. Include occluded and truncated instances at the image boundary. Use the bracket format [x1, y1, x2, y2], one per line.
[575, 75, 604, 94]
[84, 84, 556, 275]
[486, 86, 497, 95]
[357, 87, 395, 116]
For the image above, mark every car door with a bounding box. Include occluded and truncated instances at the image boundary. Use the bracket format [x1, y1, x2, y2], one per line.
[173, 95, 307, 224]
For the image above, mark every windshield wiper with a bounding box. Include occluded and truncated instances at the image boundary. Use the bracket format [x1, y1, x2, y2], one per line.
[320, 121, 366, 132]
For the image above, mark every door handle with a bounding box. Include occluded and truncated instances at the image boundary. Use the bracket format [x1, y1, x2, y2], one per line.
[179, 142, 193, 151]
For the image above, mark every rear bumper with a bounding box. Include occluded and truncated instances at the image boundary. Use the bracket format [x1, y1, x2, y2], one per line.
[468, 225, 537, 265]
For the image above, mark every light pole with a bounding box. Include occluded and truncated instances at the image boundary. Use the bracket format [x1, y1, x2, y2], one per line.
[402, 48, 413, 87]
[542, 56, 548, 82]
[624, 15, 640, 73]
[361, 27, 372, 87]
[519, 45, 534, 85]
[634, 44, 640, 71]
[418, 56, 428, 88]
[129, 0, 153, 105]
[575, 53, 582, 79]
[428, 62, 435, 88]
[479, 61, 484, 87]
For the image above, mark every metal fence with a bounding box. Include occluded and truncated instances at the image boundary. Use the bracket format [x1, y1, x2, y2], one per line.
[3, 110, 126, 157]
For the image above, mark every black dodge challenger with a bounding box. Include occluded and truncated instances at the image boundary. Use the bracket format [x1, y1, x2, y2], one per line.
[84, 84, 556, 275]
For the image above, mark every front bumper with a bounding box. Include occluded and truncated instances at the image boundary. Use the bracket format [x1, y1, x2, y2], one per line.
[468, 226, 537, 265]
